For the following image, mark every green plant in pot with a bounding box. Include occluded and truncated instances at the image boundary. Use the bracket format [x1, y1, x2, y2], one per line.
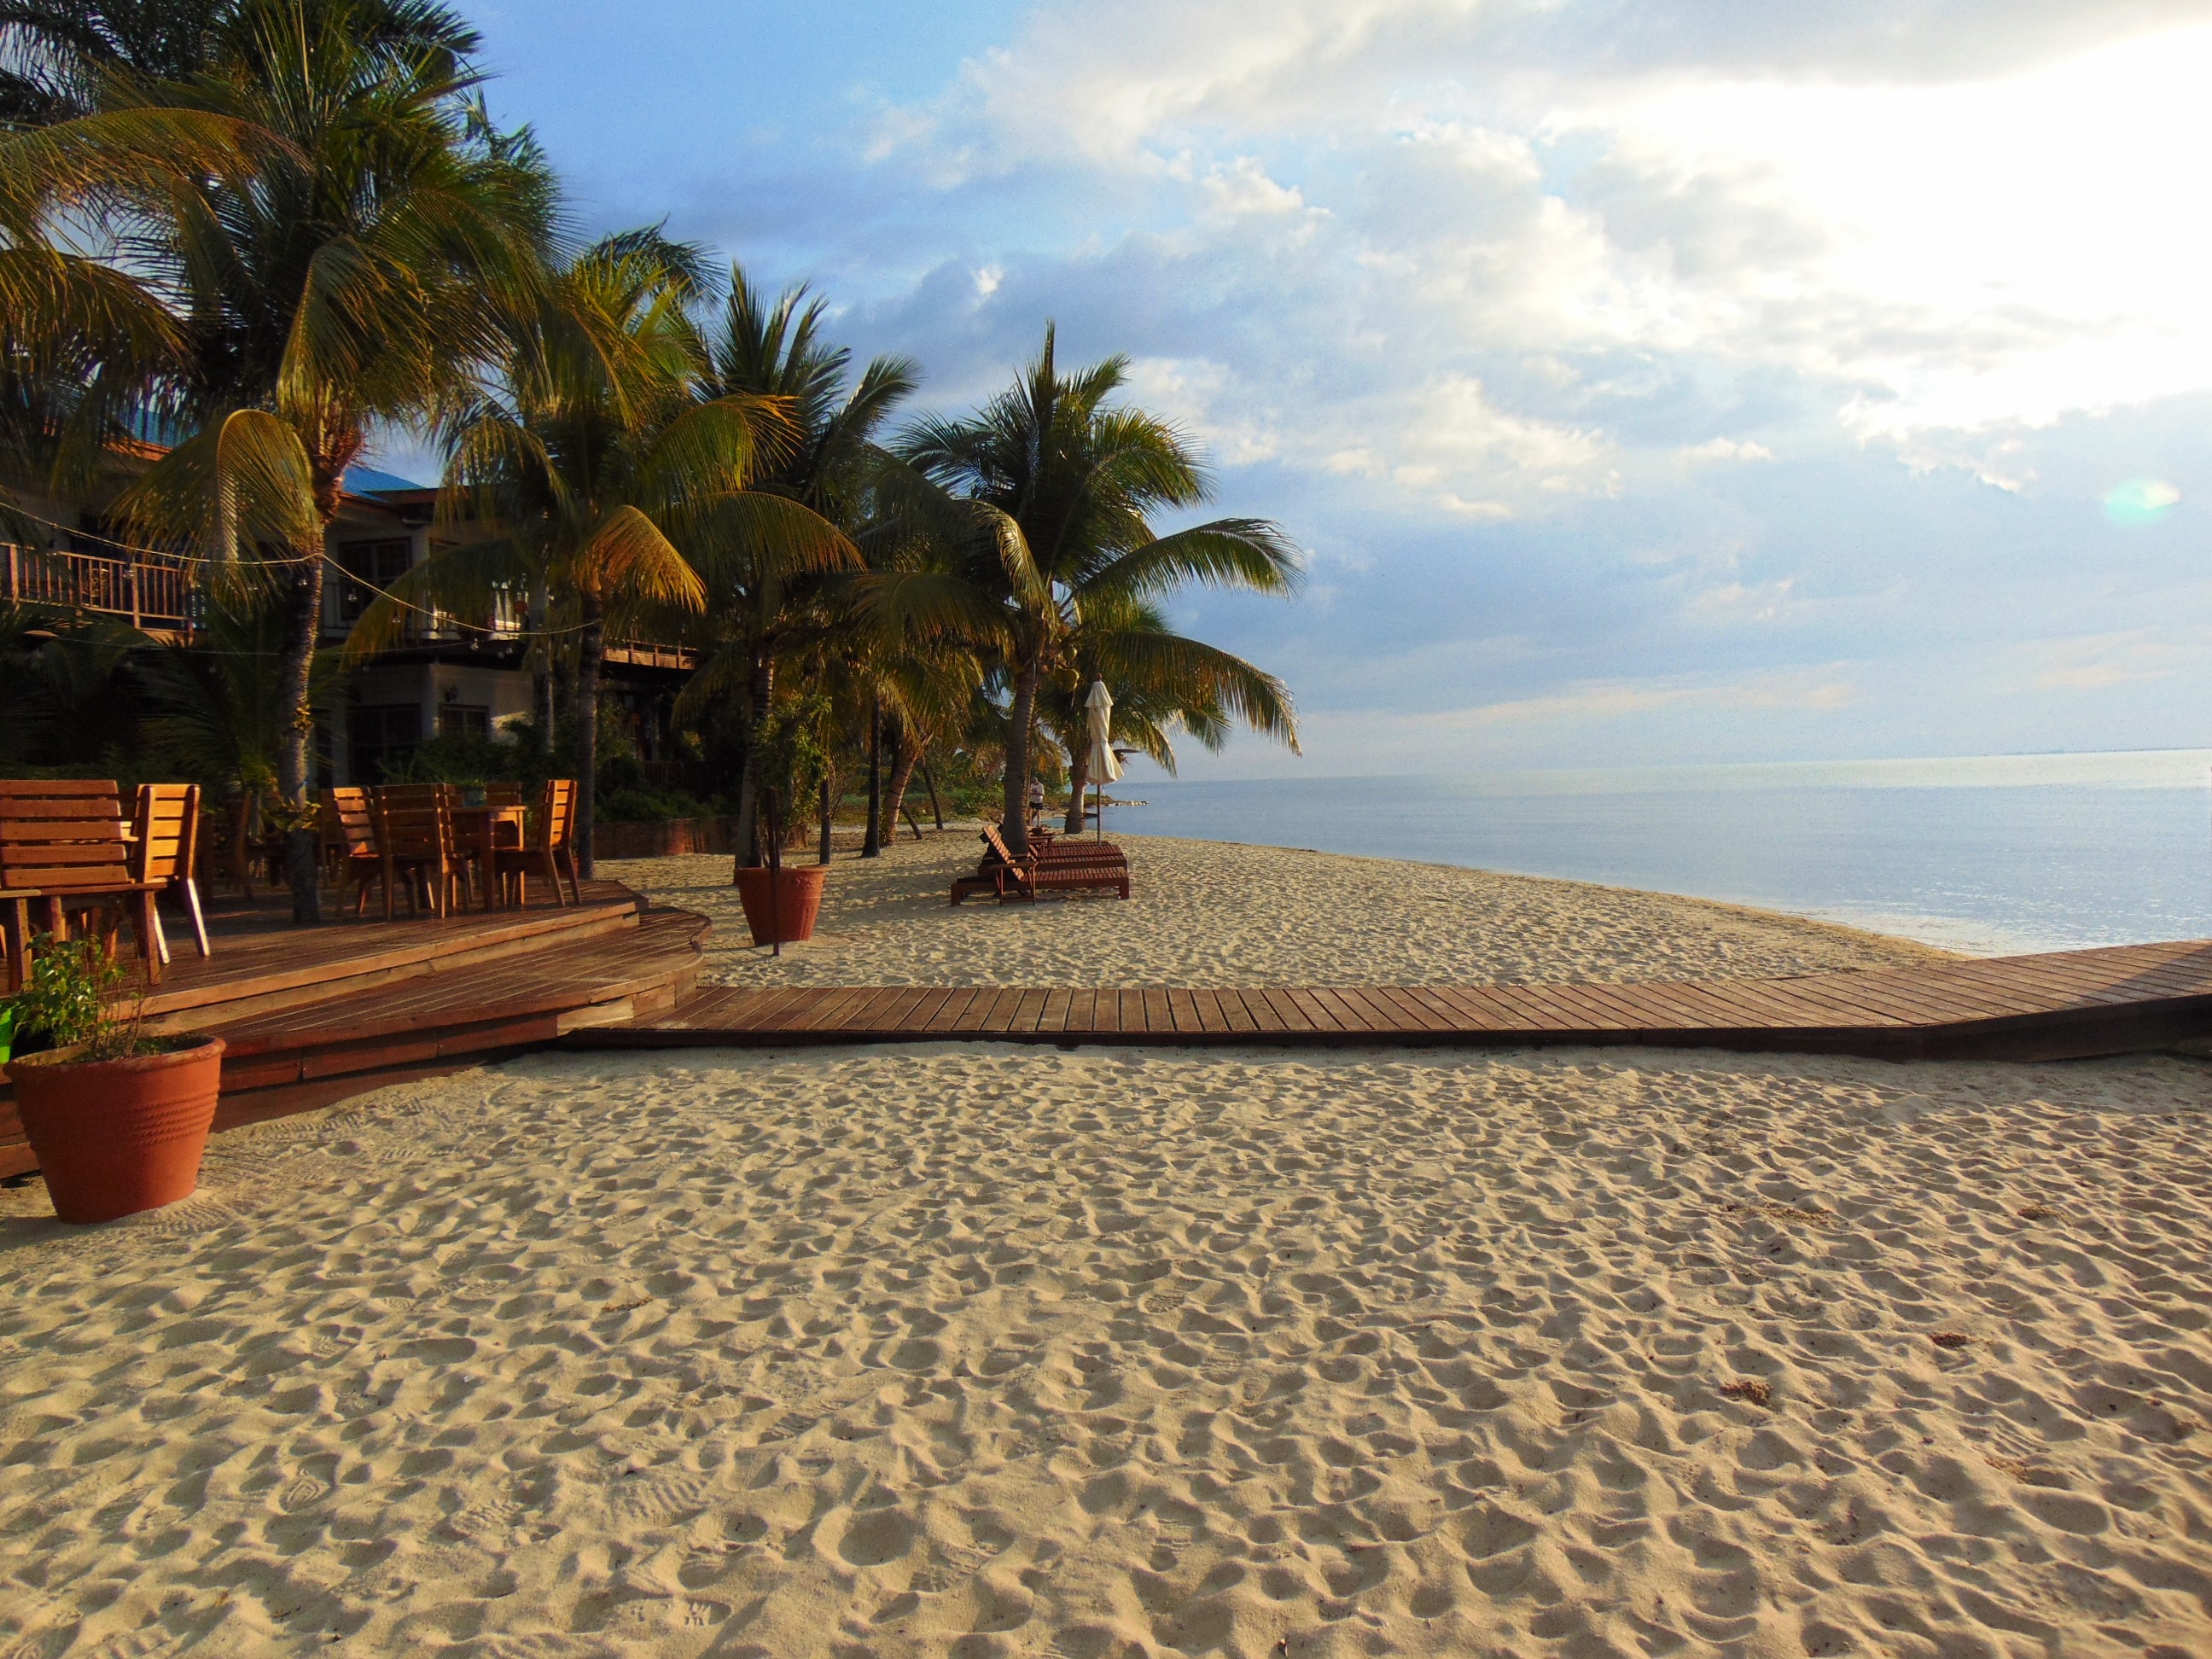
[733, 696, 830, 952]
[3, 938, 226, 1225]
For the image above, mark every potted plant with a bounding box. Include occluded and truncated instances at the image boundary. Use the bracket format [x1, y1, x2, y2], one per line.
[3, 937, 225, 1224]
[733, 696, 830, 952]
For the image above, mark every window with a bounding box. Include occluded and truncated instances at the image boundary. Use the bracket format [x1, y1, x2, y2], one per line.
[335, 538, 412, 622]
[347, 704, 421, 783]
[437, 703, 490, 740]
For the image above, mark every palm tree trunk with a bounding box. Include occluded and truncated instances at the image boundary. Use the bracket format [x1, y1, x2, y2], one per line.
[1003, 656, 1039, 858]
[885, 733, 922, 843]
[920, 754, 945, 830]
[574, 589, 603, 879]
[732, 656, 773, 873]
[528, 573, 554, 747]
[861, 695, 883, 859]
[1063, 743, 1090, 835]
[274, 526, 330, 925]
[818, 773, 834, 864]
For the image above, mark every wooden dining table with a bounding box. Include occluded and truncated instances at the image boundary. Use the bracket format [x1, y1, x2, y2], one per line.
[451, 803, 528, 911]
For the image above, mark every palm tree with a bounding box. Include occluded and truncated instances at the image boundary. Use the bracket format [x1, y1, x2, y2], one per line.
[9, 0, 558, 920]
[1, 0, 225, 127]
[1039, 589, 1295, 833]
[131, 581, 315, 875]
[890, 325, 1301, 855]
[358, 229, 823, 876]
[685, 266, 911, 867]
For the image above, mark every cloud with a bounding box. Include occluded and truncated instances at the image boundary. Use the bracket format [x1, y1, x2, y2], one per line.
[486, 0, 2212, 776]
[1679, 438, 1774, 464]
[2014, 629, 2200, 691]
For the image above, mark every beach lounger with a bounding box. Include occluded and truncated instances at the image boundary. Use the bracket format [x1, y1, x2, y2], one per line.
[951, 822, 1130, 904]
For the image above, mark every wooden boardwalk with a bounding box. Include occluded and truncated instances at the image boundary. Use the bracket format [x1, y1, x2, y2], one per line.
[577, 938, 2212, 1063]
[8, 917, 2203, 1183]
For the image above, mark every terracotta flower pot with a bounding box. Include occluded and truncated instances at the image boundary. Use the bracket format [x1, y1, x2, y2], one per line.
[733, 864, 828, 946]
[6, 1037, 226, 1224]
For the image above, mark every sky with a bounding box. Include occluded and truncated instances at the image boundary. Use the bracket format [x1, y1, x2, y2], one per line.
[444, 0, 2212, 779]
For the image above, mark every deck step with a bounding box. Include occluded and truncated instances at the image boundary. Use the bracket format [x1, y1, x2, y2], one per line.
[140, 887, 648, 1033]
[0, 906, 707, 1180]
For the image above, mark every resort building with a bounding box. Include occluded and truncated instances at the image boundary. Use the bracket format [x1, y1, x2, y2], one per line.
[3, 460, 694, 784]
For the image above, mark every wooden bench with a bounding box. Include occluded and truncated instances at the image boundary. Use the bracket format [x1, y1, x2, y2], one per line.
[0, 778, 165, 991]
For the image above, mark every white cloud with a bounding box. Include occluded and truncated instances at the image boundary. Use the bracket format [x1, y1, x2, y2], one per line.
[666, 1, 2212, 771]
[1679, 438, 1774, 465]
[2013, 629, 2203, 692]
[1200, 156, 1315, 218]
[1691, 578, 1798, 623]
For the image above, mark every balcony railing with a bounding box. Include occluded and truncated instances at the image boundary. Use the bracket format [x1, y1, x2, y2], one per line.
[3, 543, 197, 633]
[325, 584, 527, 648]
[5, 543, 700, 670]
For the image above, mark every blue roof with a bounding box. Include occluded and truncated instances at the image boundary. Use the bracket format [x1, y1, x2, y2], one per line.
[344, 465, 432, 494]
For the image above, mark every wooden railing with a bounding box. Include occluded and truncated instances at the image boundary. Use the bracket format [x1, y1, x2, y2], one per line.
[605, 637, 699, 671]
[325, 585, 527, 647]
[3, 542, 197, 632]
[5, 542, 698, 668]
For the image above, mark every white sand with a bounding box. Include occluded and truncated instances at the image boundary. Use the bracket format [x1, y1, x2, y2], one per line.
[3, 1042, 2209, 1656]
[3, 838, 2208, 1656]
[607, 831, 1954, 987]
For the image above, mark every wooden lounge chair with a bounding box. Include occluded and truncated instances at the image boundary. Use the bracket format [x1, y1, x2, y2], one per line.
[951, 821, 1130, 905]
[131, 782, 210, 963]
[492, 778, 581, 908]
[0, 778, 164, 991]
[368, 783, 470, 919]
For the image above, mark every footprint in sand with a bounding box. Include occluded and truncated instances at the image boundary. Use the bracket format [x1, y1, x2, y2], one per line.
[277, 1474, 333, 1513]
[445, 1495, 523, 1539]
[908, 1543, 992, 1592]
[607, 1468, 717, 1523]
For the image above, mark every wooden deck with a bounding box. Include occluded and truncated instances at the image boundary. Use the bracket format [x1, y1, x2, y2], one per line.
[8, 911, 2205, 1185]
[575, 939, 2212, 1064]
[0, 882, 707, 1179]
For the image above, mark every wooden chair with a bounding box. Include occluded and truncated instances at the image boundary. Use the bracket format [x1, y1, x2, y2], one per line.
[130, 783, 210, 963]
[320, 789, 385, 914]
[368, 783, 469, 920]
[0, 778, 164, 991]
[951, 821, 1130, 905]
[492, 778, 582, 908]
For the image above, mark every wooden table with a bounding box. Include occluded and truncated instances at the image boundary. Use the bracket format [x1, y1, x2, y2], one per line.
[451, 805, 528, 911]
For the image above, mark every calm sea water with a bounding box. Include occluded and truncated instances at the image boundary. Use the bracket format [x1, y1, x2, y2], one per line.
[1109, 750, 2212, 955]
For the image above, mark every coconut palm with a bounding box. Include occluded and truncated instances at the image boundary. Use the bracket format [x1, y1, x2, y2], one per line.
[1, 0, 226, 127]
[684, 265, 911, 866]
[355, 229, 834, 876]
[888, 325, 1301, 855]
[9, 0, 558, 920]
[1039, 589, 1295, 833]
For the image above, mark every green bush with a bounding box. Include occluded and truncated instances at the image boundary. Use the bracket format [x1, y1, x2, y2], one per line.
[598, 785, 713, 824]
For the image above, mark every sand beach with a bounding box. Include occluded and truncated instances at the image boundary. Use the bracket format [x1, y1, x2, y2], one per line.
[609, 832, 1957, 988]
[2, 836, 2208, 1657]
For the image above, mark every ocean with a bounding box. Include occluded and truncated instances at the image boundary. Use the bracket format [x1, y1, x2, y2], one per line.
[1109, 749, 2212, 956]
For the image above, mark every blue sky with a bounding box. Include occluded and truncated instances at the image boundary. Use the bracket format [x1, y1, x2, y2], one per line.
[439, 0, 2212, 778]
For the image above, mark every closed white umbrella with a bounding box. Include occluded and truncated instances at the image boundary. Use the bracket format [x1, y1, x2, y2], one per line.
[1085, 679, 1120, 839]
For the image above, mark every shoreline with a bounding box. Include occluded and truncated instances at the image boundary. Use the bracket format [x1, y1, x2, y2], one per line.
[605, 830, 1956, 991]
